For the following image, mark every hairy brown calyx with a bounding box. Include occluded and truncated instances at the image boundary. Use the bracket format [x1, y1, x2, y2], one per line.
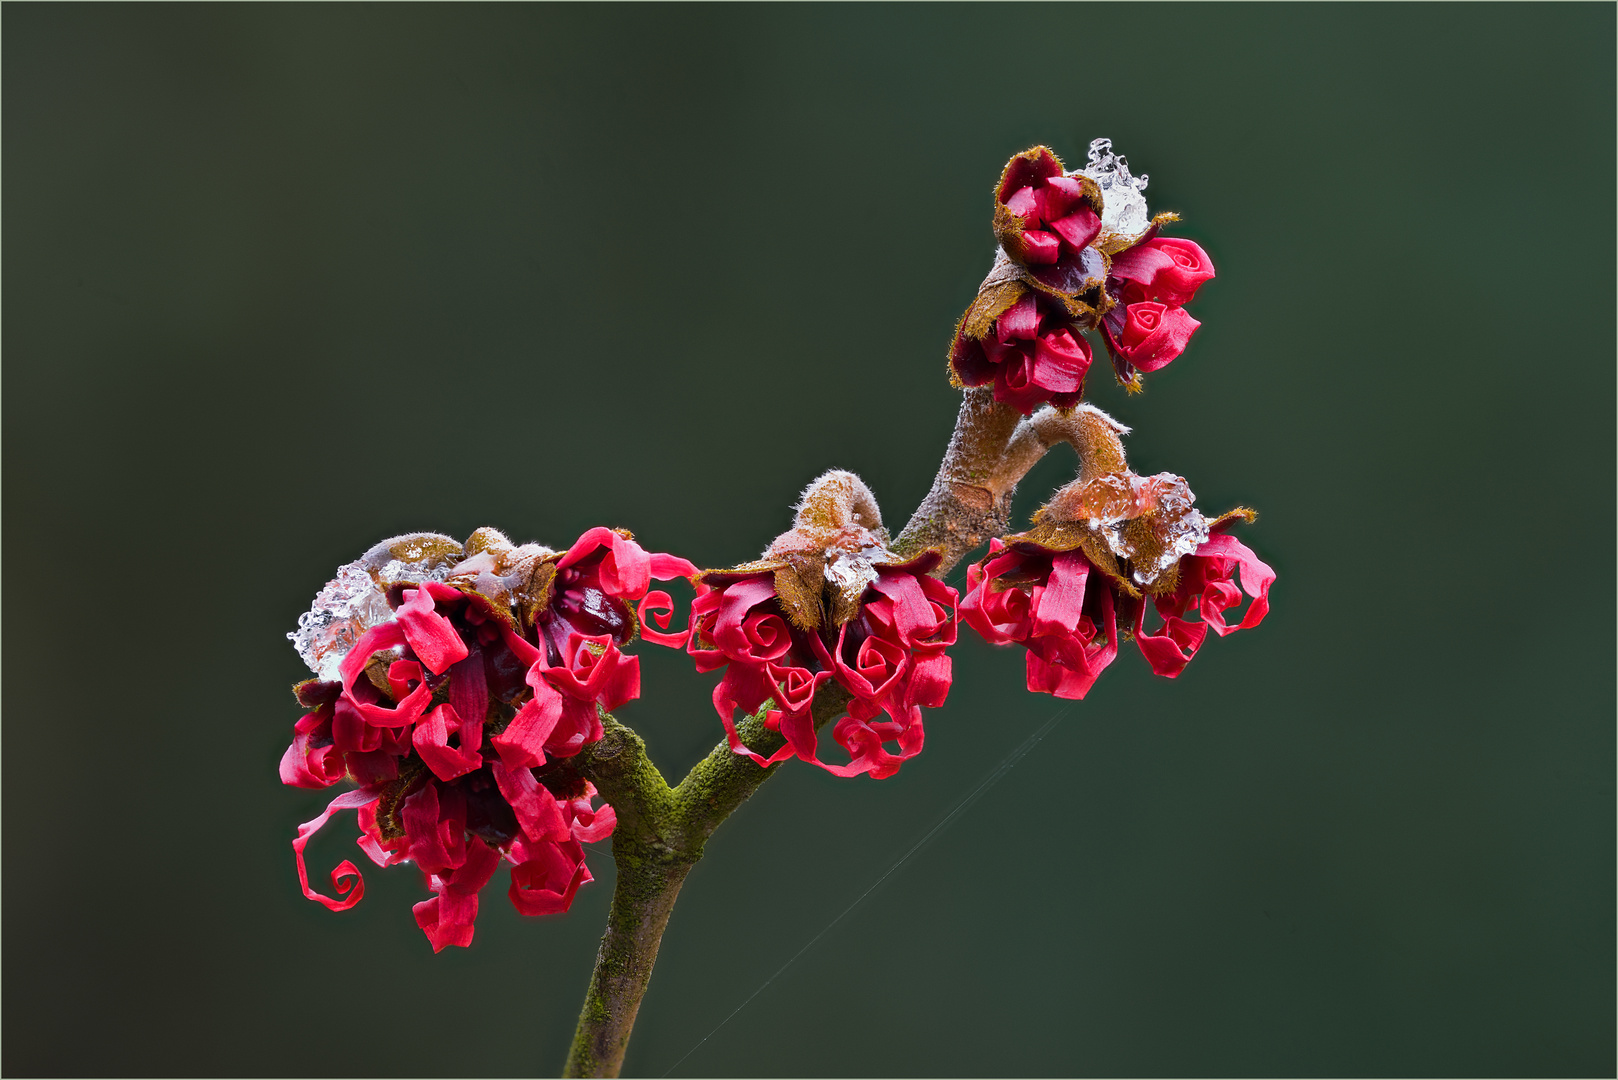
[700, 470, 939, 631]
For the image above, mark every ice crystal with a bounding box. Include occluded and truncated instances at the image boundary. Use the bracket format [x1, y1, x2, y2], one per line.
[1130, 483, 1209, 585]
[288, 562, 397, 681]
[824, 547, 884, 599]
[376, 558, 451, 588]
[1079, 137, 1151, 242]
[1095, 474, 1210, 587]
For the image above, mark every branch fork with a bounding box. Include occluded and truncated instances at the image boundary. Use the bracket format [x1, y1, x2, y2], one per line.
[562, 388, 1120, 1076]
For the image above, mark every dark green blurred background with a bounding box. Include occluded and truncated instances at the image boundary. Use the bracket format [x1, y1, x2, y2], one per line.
[5, 5, 1612, 1076]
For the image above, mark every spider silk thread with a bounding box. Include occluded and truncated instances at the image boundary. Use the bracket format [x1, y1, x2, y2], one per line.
[659, 701, 1073, 1077]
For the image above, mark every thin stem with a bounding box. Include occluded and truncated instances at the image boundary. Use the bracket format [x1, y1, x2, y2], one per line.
[563, 691, 850, 1078]
[563, 857, 694, 1078]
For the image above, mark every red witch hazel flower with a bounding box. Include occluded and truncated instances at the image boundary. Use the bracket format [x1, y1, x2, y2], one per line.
[687, 471, 957, 779]
[991, 145, 1105, 296]
[950, 138, 1218, 410]
[961, 407, 1273, 697]
[949, 290, 1093, 414]
[281, 526, 695, 951]
[1085, 139, 1215, 389]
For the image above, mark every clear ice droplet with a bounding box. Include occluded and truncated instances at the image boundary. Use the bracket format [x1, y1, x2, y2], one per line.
[288, 561, 406, 682]
[1079, 137, 1152, 242]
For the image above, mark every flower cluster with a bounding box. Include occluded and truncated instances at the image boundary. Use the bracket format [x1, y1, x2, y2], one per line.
[278, 139, 1274, 977]
[689, 471, 957, 779]
[1099, 233, 1214, 389]
[281, 527, 694, 950]
[950, 139, 1217, 410]
[962, 413, 1274, 697]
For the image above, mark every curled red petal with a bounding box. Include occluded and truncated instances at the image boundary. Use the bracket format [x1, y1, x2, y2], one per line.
[774, 707, 821, 767]
[1030, 329, 1091, 393]
[395, 585, 470, 675]
[636, 589, 690, 648]
[543, 633, 640, 712]
[1194, 534, 1275, 635]
[447, 834, 502, 894]
[1004, 184, 1042, 219]
[820, 705, 925, 780]
[1115, 302, 1200, 373]
[279, 731, 346, 789]
[711, 577, 781, 660]
[292, 787, 379, 912]
[870, 570, 957, 654]
[491, 678, 563, 771]
[492, 760, 570, 843]
[907, 653, 953, 710]
[544, 696, 604, 759]
[649, 552, 699, 581]
[1111, 237, 1214, 307]
[337, 623, 433, 729]
[413, 838, 501, 951]
[767, 663, 829, 715]
[412, 704, 483, 782]
[996, 294, 1039, 342]
[1108, 242, 1176, 292]
[447, 645, 489, 738]
[412, 895, 472, 952]
[1049, 206, 1101, 250]
[1023, 574, 1118, 700]
[716, 678, 797, 768]
[401, 783, 468, 875]
[338, 621, 403, 688]
[714, 662, 772, 719]
[1031, 551, 1091, 639]
[570, 799, 617, 843]
[961, 540, 1034, 645]
[559, 527, 651, 600]
[1041, 174, 1086, 217]
[508, 837, 592, 917]
[832, 625, 908, 703]
[1016, 229, 1061, 264]
[1131, 600, 1208, 678]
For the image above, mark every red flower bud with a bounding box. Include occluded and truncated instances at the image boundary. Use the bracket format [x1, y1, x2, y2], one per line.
[1103, 300, 1200, 374]
[950, 291, 1094, 415]
[1107, 237, 1215, 307]
[993, 146, 1106, 295]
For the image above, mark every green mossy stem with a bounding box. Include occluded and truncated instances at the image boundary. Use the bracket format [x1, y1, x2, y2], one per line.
[561, 388, 1112, 1077]
[561, 689, 851, 1078]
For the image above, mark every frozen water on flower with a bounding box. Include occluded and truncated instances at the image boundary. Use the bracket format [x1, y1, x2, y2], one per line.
[1080, 473, 1211, 587]
[1127, 508, 1210, 586]
[1078, 137, 1151, 241]
[376, 558, 451, 587]
[1111, 475, 1210, 585]
[287, 561, 397, 681]
[1064, 473, 1159, 527]
[825, 548, 882, 598]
